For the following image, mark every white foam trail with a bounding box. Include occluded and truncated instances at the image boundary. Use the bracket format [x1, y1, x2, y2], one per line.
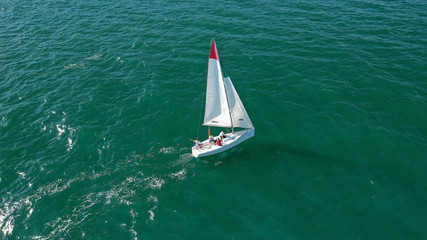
[64, 63, 85, 69]
[148, 177, 164, 190]
[56, 124, 65, 137]
[159, 146, 176, 154]
[27, 208, 33, 219]
[85, 54, 103, 60]
[147, 195, 158, 221]
[148, 210, 155, 221]
[130, 210, 138, 238]
[171, 169, 187, 181]
[67, 138, 73, 151]
[0, 196, 32, 237]
[1, 218, 13, 236]
[18, 172, 26, 178]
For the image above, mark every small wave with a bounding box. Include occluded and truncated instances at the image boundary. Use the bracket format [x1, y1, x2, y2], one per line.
[170, 153, 193, 167]
[147, 195, 158, 222]
[85, 54, 103, 60]
[26, 208, 33, 220]
[56, 124, 65, 137]
[0, 116, 7, 127]
[35, 178, 74, 197]
[0, 196, 32, 237]
[159, 146, 176, 154]
[148, 177, 164, 190]
[52, 120, 77, 150]
[67, 138, 73, 151]
[170, 169, 187, 181]
[64, 63, 85, 69]
[148, 210, 155, 221]
[1, 217, 13, 237]
[18, 171, 27, 179]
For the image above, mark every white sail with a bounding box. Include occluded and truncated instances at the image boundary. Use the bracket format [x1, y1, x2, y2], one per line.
[202, 41, 253, 129]
[223, 75, 254, 129]
[202, 44, 232, 127]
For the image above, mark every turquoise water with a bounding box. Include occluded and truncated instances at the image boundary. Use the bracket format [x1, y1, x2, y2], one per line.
[1, 0, 426, 239]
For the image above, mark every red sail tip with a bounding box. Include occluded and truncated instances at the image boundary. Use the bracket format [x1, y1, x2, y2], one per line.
[209, 41, 219, 60]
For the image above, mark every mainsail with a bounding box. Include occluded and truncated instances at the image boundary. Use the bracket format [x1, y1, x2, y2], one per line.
[202, 41, 253, 129]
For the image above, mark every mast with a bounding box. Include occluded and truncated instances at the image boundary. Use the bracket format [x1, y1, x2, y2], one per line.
[222, 76, 234, 133]
[219, 61, 234, 133]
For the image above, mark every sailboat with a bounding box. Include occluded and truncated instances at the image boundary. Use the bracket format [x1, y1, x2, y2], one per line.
[192, 40, 255, 158]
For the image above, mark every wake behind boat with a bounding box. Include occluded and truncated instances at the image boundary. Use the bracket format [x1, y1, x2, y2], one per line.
[191, 40, 255, 158]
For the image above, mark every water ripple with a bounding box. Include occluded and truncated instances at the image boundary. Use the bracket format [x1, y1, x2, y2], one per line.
[1, 0, 426, 238]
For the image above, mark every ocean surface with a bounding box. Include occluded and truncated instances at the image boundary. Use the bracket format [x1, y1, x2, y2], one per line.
[1, 0, 426, 239]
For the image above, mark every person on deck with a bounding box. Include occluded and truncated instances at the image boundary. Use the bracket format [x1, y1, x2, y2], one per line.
[190, 139, 203, 149]
[216, 138, 222, 146]
[208, 135, 216, 144]
[219, 131, 225, 140]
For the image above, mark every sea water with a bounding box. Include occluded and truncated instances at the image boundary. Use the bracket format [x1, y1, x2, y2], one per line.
[0, 0, 426, 239]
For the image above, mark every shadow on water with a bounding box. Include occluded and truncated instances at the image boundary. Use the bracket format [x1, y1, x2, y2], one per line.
[224, 141, 425, 189]
[214, 141, 349, 166]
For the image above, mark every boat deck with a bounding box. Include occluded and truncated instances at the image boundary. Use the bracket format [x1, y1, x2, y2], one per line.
[192, 129, 254, 157]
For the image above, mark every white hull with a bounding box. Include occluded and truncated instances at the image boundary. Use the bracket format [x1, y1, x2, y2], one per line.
[192, 128, 255, 158]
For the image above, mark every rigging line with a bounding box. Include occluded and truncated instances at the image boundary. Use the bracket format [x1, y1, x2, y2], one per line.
[197, 39, 214, 140]
[196, 82, 205, 140]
